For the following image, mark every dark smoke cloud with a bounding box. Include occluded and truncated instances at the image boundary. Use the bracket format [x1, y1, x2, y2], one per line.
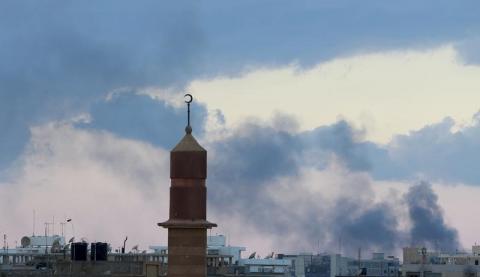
[205, 117, 460, 254]
[301, 121, 371, 171]
[206, 119, 370, 215]
[210, 123, 301, 184]
[334, 203, 400, 252]
[406, 181, 459, 252]
[209, 119, 369, 183]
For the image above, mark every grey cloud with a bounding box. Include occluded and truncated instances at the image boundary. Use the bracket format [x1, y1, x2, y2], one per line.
[370, 116, 480, 185]
[77, 93, 208, 150]
[210, 123, 301, 184]
[199, 0, 480, 71]
[2, 0, 479, 169]
[0, 1, 205, 169]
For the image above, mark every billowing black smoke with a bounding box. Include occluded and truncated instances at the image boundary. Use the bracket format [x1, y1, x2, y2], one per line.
[207, 118, 461, 255]
[405, 181, 459, 252]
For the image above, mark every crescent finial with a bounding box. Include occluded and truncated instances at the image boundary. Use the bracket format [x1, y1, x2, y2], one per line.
[184, 94, 193, 134]
[184, 94, 193, 104]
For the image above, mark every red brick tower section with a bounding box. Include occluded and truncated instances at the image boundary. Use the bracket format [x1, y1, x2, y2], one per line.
[158, 99, 216, 277]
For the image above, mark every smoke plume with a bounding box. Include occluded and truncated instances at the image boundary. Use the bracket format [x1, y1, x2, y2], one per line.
[406, 181, 459, 252]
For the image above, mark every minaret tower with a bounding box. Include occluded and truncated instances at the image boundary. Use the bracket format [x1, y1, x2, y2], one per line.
[158, 94, 216, 277]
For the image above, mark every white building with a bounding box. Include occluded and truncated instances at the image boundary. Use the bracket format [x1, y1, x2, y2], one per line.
[150, 234, 246, 266]
[402, 246, 480, 277]
[207, 234, 246, 264]
[239, 258, 292, 275]
[280, 252, 399, 277]
[0, 235, 66, 255]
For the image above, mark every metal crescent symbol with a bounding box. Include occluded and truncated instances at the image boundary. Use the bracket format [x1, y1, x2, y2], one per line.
[184, 94, 193, 104]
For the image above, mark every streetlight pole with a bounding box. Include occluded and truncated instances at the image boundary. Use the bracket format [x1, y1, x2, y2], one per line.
[66, 219, 75, 242]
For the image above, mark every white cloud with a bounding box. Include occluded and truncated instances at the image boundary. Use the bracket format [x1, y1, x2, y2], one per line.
[190, 45, 480, 143]
[0, 122, 170, 251]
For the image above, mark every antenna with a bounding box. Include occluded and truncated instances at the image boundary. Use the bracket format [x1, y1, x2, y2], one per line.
[338, 235, 342, 255]
[33, 210, 36, 236]
[421, 247, 427, 264]
[44, 224, 48, 254]
[60, 222, 66, 237]
[358, 247, 361, 276]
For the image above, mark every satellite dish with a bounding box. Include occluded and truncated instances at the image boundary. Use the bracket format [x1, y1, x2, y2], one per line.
[21, 236, 31, 248]
[248, 252, 256, 259]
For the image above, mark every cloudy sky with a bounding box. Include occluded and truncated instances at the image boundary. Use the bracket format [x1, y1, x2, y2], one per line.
[1, 1, 480, 256]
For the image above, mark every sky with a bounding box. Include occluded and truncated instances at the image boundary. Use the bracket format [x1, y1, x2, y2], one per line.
[1, 1, 480, 257]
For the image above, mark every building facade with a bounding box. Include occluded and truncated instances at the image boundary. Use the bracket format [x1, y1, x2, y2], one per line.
[402, 246, 480, 277]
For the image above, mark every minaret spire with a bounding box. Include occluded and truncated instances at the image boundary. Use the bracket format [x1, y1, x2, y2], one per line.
[184, 93, 193, 134]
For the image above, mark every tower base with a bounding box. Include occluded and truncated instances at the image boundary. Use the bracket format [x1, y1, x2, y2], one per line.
[168, 228, 206, 277]
[158, 220, 217, 277]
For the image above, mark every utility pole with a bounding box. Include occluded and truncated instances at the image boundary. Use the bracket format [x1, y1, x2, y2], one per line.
[33, 210, 36, 236]
[60, 222, 66, 237]
[358, 247, 362, 277]
[44, 223, 48, 254]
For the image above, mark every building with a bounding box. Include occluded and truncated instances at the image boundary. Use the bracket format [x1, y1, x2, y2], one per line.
[0, 234, 67, 270]
[151, 234, 292, 276]
[402, 246, 480, 277]
[238, 258, 291, 275]
[207, 235, 246, 265]
[280, 252, 399, 277]
[341, 253, 400, 277]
